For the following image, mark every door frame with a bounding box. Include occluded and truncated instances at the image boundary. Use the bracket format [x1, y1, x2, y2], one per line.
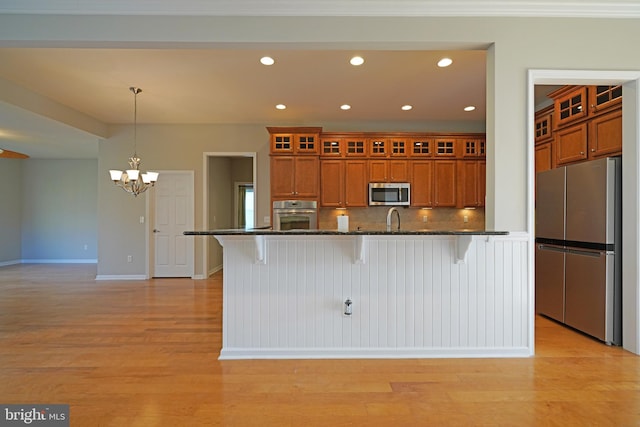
[145, 169, 195, 279]
[528, 70, 640, 355]
[202, 152, 257, 277]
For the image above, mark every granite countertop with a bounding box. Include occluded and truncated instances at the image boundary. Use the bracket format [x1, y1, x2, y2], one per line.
[184, 229, 509, 236]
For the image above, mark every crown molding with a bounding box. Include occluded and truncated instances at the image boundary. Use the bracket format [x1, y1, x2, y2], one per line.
[1, 0, 639, 18]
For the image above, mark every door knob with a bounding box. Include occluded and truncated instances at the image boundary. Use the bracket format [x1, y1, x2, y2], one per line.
[153, 229, 160, 233]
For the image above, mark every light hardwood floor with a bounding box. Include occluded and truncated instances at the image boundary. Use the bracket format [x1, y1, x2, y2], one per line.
[0, 264, 638, 426]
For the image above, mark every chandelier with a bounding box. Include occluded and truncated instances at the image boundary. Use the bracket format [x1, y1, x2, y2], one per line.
[109, 87, 158, 197]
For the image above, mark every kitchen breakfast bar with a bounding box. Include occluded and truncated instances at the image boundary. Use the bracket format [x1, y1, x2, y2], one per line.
[185, 229, 531, 360]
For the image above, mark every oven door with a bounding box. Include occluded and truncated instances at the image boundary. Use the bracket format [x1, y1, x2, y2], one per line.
[273, 209, 318, 230]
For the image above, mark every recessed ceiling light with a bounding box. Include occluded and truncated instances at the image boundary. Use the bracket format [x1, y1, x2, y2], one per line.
[437, 57, 453, 68]
[340, 104, 351, 110]
[401, 105, 413, 111]
[275, 104, 286, 110]
[350, 56, 365, 66]
[260, 56, 275, 66]
[464, 105, 476, 112]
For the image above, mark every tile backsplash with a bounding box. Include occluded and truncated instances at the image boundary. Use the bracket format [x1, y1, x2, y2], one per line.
[319, 206, 485, 231]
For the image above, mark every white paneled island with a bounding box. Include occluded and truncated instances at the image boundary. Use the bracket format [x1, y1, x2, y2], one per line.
[185, 229, 531, 360]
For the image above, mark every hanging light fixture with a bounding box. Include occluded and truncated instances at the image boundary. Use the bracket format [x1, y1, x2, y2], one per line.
[109, 87, 158, 197]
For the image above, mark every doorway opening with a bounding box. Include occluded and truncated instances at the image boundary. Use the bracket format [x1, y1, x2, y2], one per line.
[202, 152, 257, 277]
[528, 70, 640, 355]
[234, 183, 254, 229]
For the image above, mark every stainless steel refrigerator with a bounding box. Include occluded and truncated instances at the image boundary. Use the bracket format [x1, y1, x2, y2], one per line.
[535, 156, 622, 345]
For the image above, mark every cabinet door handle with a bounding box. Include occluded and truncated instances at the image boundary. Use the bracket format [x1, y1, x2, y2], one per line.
[580, 151, 585, 155]
[591, 148, 596, 152]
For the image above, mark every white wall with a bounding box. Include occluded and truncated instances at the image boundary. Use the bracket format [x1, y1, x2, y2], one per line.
[0, 159, 22, 264]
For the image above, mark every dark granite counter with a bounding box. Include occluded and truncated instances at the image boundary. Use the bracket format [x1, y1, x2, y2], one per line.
[184, 229, 508, 236]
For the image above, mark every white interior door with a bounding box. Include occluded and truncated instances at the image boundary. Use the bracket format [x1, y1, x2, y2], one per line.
[153, 171, 194, 277]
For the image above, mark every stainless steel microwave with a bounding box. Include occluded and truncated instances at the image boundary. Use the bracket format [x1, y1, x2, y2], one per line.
[368, 183, 410, 206]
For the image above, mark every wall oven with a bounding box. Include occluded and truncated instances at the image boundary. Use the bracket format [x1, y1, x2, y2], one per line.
[273, 200, 318, 230]
[369, 183, 410, 206]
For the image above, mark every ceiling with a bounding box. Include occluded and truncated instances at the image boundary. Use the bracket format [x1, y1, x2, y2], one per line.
[3, 0, 622, 159]
[0, 48, 497, 159]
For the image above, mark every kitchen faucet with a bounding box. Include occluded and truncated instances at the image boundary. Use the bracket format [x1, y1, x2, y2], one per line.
[386, 207, 401, 231]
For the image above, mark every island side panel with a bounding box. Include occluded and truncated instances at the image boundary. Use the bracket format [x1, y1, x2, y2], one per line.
[218, 234, 529, 359]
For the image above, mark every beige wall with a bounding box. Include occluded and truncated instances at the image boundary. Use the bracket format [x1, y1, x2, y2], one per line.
[2, 14, 640, 277]
[0, 159, 22, 263]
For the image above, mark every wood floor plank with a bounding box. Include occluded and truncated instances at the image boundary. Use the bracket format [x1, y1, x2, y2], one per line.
[1, 264, 639, 426]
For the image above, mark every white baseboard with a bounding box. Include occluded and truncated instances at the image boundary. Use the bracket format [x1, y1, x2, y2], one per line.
[0, 259, 21, 267]
[219, 346, 533, 360]
[208, 264, 223, 277]
[21, 259, 98, 264]
[95, 274, 148, 281]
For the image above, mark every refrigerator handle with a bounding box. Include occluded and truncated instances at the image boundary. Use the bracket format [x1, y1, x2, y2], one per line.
[537, 244, 567, 253]
[566, 248, 605, 258]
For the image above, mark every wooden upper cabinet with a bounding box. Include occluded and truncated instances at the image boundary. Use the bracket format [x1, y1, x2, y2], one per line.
[410, 161, 434, 207]
[555, 123, 588, 166]
[434, 138, 457, 158]
[389, 138, 408, 157]
[268, 127, 322, 155]
[589, 109, 622, 159]
[433, 160, 457, 207]
[460, 138, 486, 158]
[535, 105, 554, 144]
[535, 142, 553, 173]
[319, 160, 343, 207]
[369, 159, 408, 182]
[551, 86, 588, 128]
[320, 137, 343, 157]
[589, 85, 622, 115]
[320, 160, 367, 207]
[271, 156, 319, 199]
[368, 138, 388, 157]
[458, 160, 485, 208]
[409, 139, 434, 157]
[343, 160, 368, 207]
[344, 137, 367, 157]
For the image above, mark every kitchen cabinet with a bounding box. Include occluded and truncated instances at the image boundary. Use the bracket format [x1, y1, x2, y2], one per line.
[434, 160, 457, 207]
[555, 123, 588, 166]
[589, 85, 622, 116]
[369, 159, 408, 182]
[434, 138, 457, 158]
[410, 161, 434, 207]
[389, 137, 408, 157]
[368, 137, 388, 157]
[320, 160, 367, 207]
[271, 156, 319, 199]
[589, 109, 622, 159]
[320, 137, 342, 157]
[409, 139, 434, 157]
[459, 137, 486, 158]
[535, 106, 554, 144]
[535, 142, 553, 173]
[458, 160, 485, 208]
[552, 86, 588, 128]
[344, 136, 367, 157]
[268, 127, 321, 155]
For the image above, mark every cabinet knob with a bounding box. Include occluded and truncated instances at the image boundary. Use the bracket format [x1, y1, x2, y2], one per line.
[580, 151, 585, 155]
[591, 148, 596, 152]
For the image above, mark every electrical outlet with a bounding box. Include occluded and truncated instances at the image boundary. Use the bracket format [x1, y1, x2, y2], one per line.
[127, 255, 133, 263]
[422, 215, 428, 223]
[463, 215, 469, 223]
[139, 216, 145, 224]
[83, 244, 88, 251]
[264, 216, 270, 224]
